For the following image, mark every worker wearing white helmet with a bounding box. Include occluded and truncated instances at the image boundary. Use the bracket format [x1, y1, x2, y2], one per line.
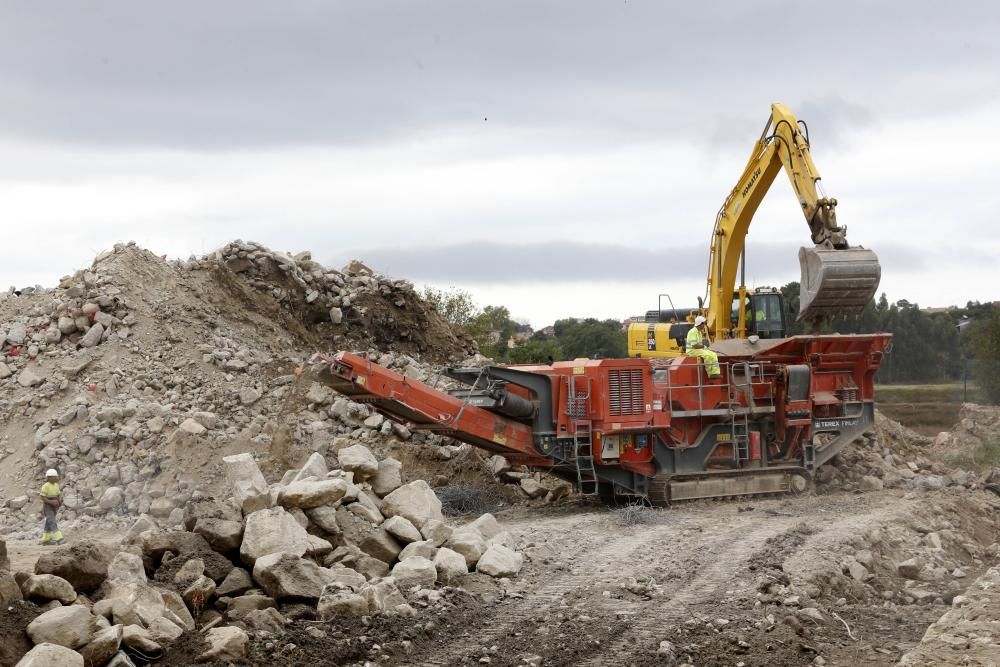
[39, 468, 64, 545]
[685, 316, 721, 379]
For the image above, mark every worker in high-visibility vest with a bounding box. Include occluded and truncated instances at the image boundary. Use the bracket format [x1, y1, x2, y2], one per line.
[39, 469, 64, 545]
[685, 316, 721, 378]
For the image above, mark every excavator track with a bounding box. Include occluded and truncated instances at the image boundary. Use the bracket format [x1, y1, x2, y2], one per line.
[646, 467, 810, 506]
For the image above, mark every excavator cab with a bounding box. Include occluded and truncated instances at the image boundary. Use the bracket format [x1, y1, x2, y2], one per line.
[730, 287, 786, 339]
[748, 288, 786, 338]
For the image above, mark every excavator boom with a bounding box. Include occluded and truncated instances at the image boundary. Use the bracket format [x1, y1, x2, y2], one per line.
[707, 103, 881, 328]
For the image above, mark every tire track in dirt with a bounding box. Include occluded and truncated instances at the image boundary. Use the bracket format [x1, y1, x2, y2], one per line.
[416, 509, 795, 667]
[583, 497, 917, 665]
[415, 511, 673, 666]
[579, 514, 803, 666]
[413, 494, 914, 666]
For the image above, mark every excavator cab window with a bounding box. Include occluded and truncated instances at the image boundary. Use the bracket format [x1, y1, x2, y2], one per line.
[748, 292, 786, 339]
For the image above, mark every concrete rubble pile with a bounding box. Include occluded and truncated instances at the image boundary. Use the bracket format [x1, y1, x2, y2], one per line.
[814, 411, 984, 495]
[930, 402, 1000, 454]
[1, 445, 526, 666]
[0, 241, 508, 539]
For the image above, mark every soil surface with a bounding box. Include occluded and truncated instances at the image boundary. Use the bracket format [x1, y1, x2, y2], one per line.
[3, 487, 998, 667]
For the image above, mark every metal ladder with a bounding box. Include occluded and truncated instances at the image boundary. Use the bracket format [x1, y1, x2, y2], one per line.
[573, 419, 600, 495]
[729, 361, 755, 465]
[732, 412, 750, 464]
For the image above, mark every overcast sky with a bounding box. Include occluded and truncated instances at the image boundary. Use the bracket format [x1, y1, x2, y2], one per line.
[2, 1, 998, 326]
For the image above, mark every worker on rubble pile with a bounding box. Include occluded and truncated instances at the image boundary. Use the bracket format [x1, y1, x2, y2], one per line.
[39, 468, 64, 546]
[685, 316, 721, 378]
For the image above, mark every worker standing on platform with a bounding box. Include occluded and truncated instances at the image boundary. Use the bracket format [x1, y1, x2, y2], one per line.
[686, 316, 721, 378]
[39, 469, 64, 546]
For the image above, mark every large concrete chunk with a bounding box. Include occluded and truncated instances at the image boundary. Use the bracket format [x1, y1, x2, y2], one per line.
[225, 594, 276, 622]
[444, 528, 487, 568]
[330, 548, 391, 581]
[122, 515, 158, 546]
[15, 643, 84, 667]
[106, 552, 147, 586]
[121, 625, 162, 657]
[278, 479, 349, 509]
[193, 518, 244, 552]
[140, 530, 212, 563]
[217, 567, 254, 598]
[148, 616, 184, 645]
[398, 540, 437, 562]
[0, 571, 23, 605]
[223, 453, 271, 514]
[160, 589, 195, 631]
[27, 605, 99, 649]
[183, 497, 241, 531]
[381, 480, 444, 530]
[337, 444, 379, 479]
[240, 507, 310, 565]
[468, 513, 502, 540]
[243, 607, 286, 635]
[305, 505, 340, 535]
[476, 544, 524, 578]
[79, 625, 123, 667]
[391, 556, 437, 590]
[371, 457, 403, 497]
[421, 519, 453, 547]
[35, 540, 112, 593]
[22, 574, 77, 604]
[252, 552, 336, 601]
[360, 578, 406, 614]
[433, 547, 469, 584]
[382, 515, 422, 544]
[337, 507, 402, 563]
[198, 626, 248, 662]
[182, 575, 216, 610]
[292, 452, 329, 483]
[318, 586, 369, 620]
[328, 566, 367, 591]
[105, 582, 167, 628]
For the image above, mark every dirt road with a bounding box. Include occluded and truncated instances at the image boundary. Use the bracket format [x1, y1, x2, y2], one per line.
[405, 490, 997, 667]
[4, 489, 995, 667]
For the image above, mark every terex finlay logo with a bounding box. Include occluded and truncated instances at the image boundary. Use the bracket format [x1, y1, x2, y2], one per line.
[813, 417, 862, 430]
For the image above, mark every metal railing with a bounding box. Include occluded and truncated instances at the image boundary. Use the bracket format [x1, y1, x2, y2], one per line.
[656, 359, 773, 417]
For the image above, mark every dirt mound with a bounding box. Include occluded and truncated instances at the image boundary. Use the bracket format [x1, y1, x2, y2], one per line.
[0, 241, 487, 539]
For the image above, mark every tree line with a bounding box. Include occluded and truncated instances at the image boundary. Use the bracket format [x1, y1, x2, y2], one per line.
[423, 284, 1000, 403]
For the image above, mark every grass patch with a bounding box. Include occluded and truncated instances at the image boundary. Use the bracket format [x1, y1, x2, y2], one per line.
[942, 438, 1000, 472]
[875, 383, 984, 404]
[875, 383, 986, 435]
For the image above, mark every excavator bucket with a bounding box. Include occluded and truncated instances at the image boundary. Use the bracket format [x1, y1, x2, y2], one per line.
[797, 246, 881, 321]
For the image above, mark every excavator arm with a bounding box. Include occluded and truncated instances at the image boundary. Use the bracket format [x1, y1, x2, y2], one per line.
[705, 103, 880, 336]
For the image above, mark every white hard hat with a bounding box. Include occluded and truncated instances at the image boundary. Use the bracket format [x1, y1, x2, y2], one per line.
[46, 468, 58, 477]
[694, 316, 707, 326]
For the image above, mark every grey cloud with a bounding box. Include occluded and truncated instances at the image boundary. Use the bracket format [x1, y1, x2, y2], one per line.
[332, 240, 821, 284]
[329, 238, 986, 286]
[1, 1, 997, 149]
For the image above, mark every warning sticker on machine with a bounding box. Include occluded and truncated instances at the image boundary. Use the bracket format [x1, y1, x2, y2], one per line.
[813, 417, 861, 430]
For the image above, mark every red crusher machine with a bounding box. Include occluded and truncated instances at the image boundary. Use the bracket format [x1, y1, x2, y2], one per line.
[311, 334, 891, 504]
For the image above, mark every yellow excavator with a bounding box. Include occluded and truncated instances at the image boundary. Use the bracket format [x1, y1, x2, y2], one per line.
[628, 102, 881, 358]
